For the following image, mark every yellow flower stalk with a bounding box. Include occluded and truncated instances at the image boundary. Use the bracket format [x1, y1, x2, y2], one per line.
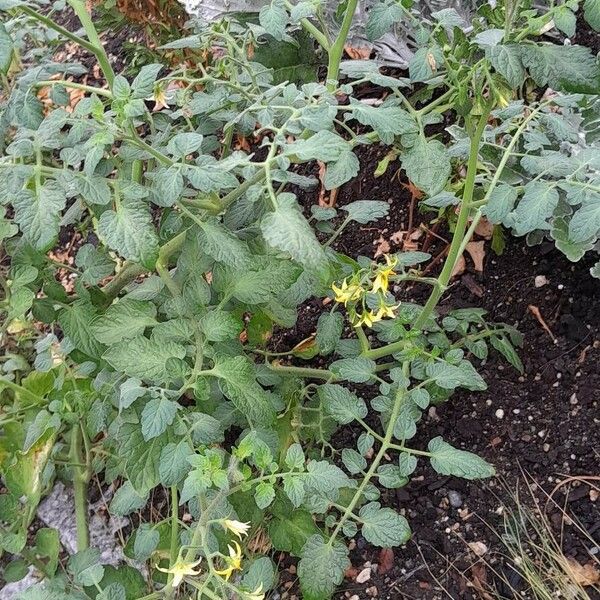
[157, 558, 202, 588]
[222, 519, 251, 539]
[371, 254, 398, 294]
[215, 541, 243, 581]
[332, 278, 363, 305]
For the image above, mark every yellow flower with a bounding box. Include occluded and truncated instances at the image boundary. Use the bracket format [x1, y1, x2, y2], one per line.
[354, 310, 377, 328]
[244, 584, 265, 600]
[157, 558, 202, 588]
[375, 303, 399, 320]
[371, 254, 398, 294]
[222, 519, 251, 539]
[215, 541, 243, 581]
[332, 278, 363, 305]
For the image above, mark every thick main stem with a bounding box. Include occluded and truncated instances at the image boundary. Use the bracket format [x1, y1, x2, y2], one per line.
[67, 0, 115, 87]
[326, 0, 359, 89]
[411, 110, 490, 332]
[70, 424, 90, 551]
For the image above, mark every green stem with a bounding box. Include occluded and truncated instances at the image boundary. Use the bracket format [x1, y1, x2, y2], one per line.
[326, 0, 359, 89]
[70, 424, 90, 551]
[411, 109, 490, 332]
[283, 0, 330, 49]
[34, 80, 112, 98]
[102, 262, 146, 301]
[19, 6, 98, 54]
[0, 380, 45, 405]
[328, 362, 409, 542]
[269, 363, 336, 381]
[67, 0, 116, 88]
[165, 486, 180, 594]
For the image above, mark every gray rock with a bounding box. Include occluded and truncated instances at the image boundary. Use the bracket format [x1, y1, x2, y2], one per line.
[448, 490, 463, 508]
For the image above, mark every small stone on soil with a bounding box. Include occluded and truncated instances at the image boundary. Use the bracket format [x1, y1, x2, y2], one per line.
[495, 408, 505, 419]
[356, 567, 371, 584]
[448, 490, 463, 508]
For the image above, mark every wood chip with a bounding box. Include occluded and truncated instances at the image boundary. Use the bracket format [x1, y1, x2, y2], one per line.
[378, 548, 394, 575]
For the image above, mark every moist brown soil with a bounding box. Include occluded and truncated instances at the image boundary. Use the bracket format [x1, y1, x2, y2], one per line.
[272, 138, 600, 600]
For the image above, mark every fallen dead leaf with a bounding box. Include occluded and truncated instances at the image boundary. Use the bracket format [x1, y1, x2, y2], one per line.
[468, 541, 488, 557]
[373, 235, 391, 258]
[378, 548, 394, 575]
[475, 217, 494, 240]
[565, 559, 600, 586]
[390, 230, 404, 245]
[344, 44, 371, 60]
[466, 241, 486, 272]
[451, 255, 466, 278]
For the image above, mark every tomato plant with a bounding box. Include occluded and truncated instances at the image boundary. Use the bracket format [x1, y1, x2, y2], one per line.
[0, 1, 598, 599]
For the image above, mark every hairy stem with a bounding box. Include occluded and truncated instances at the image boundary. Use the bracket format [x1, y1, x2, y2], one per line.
[326, 0, 359, 89]
[70, 424, 90, 551]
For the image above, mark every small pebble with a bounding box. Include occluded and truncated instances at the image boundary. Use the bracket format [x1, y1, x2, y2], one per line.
[356, 567, 371, 584]
[448, 490, 463, 508]
[495, 409, 505, 419]
[534, 275, 548, 288]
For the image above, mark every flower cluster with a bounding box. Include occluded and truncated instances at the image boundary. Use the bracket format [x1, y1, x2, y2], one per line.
[332, 255, 400, 327]
[157, 519, 263, 598]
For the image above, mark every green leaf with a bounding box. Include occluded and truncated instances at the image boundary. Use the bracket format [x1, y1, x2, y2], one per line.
[98, 200, 159, 269]
[68, 548, 104, 587]
[159, 440, 193, 486]
[166, 132, 204, 157]
[199, 309, 243, 342]
[109, 481, 148, 516]
[341, 200, 390, 224]
[133, 525, 159, 562]
[255, 482, 276, 509]
[483, 184, 518, 224]
[232, 260, 300, 304]
[551, 216, 595, 261]
[259, 1, 288, 41]
[59, 301, 105, 359]
[520, 44, 600, 92]
[98, 583, 126, 600]
[304, 460, 351, 493]
[359, 502, 411, 547]
[91, 299, 157, 344]
[318, 383, 367, 424]
[341, 448, 366, 474]
[511, 181, 559, 235]
[285, 130, 348, 162]
[584, 0, 600, 31]
[298, 535, 350, 600]
[211, 356, 275, 425]
[402, 138, 450, 196]
[487, 44, 526, 88]
[242, 556, 276, 593]
[365, 0, 404, 41]
[283, 476, 305, 507]
[329, 357, 376, 383]
[0, 22, 13, 74]
[554, 6, 577, 37]
[346, 102, 416, 144]
[285, 443, 305, 469]
[141, 396, 178, 440]
[13, 184, 65, 251]
[197, 220, 250, 268]
[103, 336, 186, 383]
[75, 244, 114, 285]
[152, 166, 183, 206]
[269, 506, 320, 555]
[490, 335, 524, 374]
[131, 63, 162, 99]
[261, 194, 329, 274]
[23, 409, 60, 452]
[114, 422, 166, 493]
[377, 464, 408, 488]
[428, 436, 495, 480]
[323, 150, 360, 190]
[568, 195, 600, 243]
[316, 312, 343, 355]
